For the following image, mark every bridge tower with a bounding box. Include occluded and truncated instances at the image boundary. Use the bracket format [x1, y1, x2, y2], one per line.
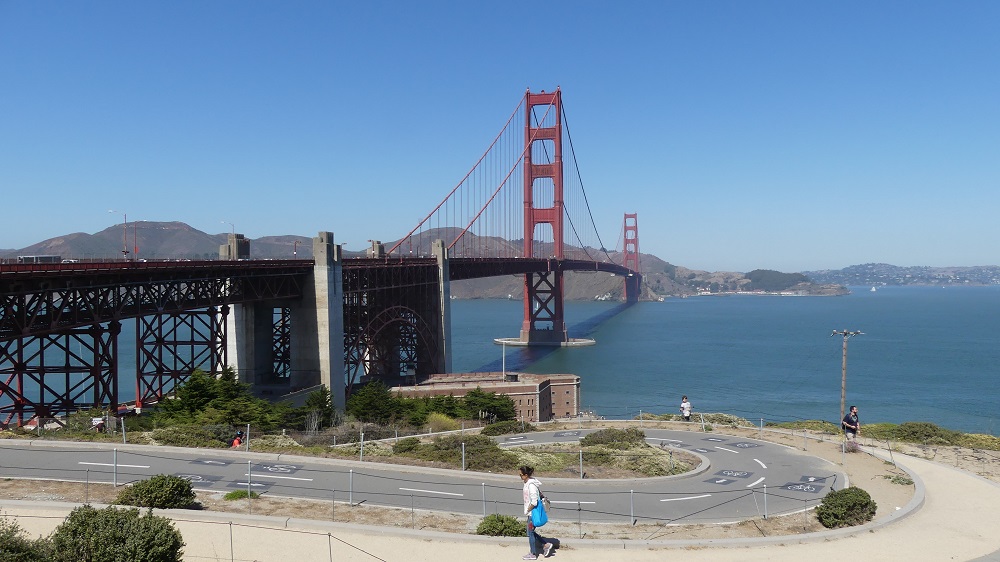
[520, 89, 568, 345]
[622, 213, 642, 303]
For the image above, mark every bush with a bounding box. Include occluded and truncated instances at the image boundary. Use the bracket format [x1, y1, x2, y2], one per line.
[426, 412, 460, 433]
[476, 513, 525, 537]
[393, 436, 421, 454]
[893, 422, 960, 445]
[223, 489, 259, 500]
[957, 433, 1000, 451]
[49, 505, 184, 562]
[0, 516, 52, 561]
[580, 427, 645, 448]
[115, 474, 197, 509]
[150, 425, 231, 448]
[481, 420, 536, 436]
[816, 486, 877, 528]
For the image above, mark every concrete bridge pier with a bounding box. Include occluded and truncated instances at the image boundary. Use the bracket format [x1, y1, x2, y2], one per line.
[225, 232, 345, 411]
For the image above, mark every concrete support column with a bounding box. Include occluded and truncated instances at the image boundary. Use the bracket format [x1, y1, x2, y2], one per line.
[304, 232, 344, 411]
[225, 301, 274, 385]
[433, 239, 452, 374]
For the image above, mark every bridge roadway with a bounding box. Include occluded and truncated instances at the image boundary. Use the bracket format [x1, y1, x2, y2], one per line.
[0, 428, 841, 525]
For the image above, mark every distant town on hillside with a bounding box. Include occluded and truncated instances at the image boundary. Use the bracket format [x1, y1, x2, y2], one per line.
[802, 263, 1000, 287]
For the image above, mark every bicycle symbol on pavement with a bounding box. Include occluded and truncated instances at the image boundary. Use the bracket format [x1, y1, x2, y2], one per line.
[253, 464, 300, 474]
[732, 442, 761, 448]
[173, 473, 222, 485]
[719, 470, 750, 478]
[782, 483, 822, 493]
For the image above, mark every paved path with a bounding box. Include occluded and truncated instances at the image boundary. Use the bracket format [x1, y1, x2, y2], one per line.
[4, 449, 1000, 561]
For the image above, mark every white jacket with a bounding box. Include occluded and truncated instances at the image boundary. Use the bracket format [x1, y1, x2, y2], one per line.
[523, 477, 542, 516]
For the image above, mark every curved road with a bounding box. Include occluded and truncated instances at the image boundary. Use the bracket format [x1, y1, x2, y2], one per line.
[0, 428, 843, 526]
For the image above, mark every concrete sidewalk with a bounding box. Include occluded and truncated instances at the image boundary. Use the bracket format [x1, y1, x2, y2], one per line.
[3, 450, 1000, 562]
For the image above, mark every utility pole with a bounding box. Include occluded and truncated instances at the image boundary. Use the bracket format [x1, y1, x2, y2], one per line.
[831, 329, 863, 422]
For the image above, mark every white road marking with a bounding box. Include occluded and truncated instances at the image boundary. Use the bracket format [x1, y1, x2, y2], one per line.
[501, 440, 534, 446]
[399, 488, 464, 497]
[754, 458, 767, 469]
[244, 473, 313, 482]
[714, 446, 739, 453]
[79, 462, 150, 468]
[660, 494, 711, 502]
[746, 477, 766, 488]
[646, 438, 682, 443]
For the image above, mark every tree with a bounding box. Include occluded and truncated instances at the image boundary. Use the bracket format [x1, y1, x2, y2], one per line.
[302, 385, 334, 428]
[49, 505, 184, 562]
[346, 382, 400, 423]
[462, 388, 516, 421]
[154, 367, 289, 431]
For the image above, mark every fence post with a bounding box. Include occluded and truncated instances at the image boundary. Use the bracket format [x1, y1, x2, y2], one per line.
[630, 489, 634, 524]
[462, 442, 466, 471]
[229, 522, 234, 562]
[113, 448, 118, 487]
[579, 450, 583, 479]
[245, 423, 250, 452]
[700, 413, 706, 432]
[482, 483, 487, 516]
[763, 484, 767, 519]
[759, 418, 764, 440]
[360, 432, 365, 462]
[349, 469, 354, 506]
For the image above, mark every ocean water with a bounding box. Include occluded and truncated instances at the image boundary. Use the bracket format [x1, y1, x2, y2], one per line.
[450, 286, 1000, 436]
[8, 286, 998, 436]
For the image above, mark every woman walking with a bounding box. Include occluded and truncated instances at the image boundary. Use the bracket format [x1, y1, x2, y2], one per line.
[519, 465, 554, 560]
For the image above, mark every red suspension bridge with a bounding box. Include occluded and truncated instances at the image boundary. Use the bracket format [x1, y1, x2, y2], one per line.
[388, 88, 642, 344]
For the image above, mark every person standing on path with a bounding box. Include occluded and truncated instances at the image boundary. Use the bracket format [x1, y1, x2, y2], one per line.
[519, 465, 554, 560]
[842, 405, 860, 440]
[680, 396, 692, 422]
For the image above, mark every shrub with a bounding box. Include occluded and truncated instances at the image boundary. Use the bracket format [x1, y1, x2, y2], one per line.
[49, 505, 184, 562]
[816, 486, 877, 528]
[893, 422, 961, 445]
[476, 513, 524, 537]
[114, 474, 197, 509]
[0, 516, 52, 561]
[223, 489, 259, 500]
[150, 425, 231, 448]
[393, 436, 421, 454]
[957, 433, 1000, 451]
[481, 420, 536, 436]
[580, 427, 645, 448]
[426, 412, 460, 433]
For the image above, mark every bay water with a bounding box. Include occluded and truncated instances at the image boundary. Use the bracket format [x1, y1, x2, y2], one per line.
[9, 286, 997, 436]
[451, 286, 1000, 436]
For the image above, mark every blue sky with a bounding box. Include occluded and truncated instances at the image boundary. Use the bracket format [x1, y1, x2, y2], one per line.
[2, 1, 998, 272]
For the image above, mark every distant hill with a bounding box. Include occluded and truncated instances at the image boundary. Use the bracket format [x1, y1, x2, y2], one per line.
[2, 222, 848, 299]
[803, 263, 1000, 286]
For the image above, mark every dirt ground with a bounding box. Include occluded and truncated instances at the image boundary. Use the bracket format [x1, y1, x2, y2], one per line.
[2, 424, 997, 541]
